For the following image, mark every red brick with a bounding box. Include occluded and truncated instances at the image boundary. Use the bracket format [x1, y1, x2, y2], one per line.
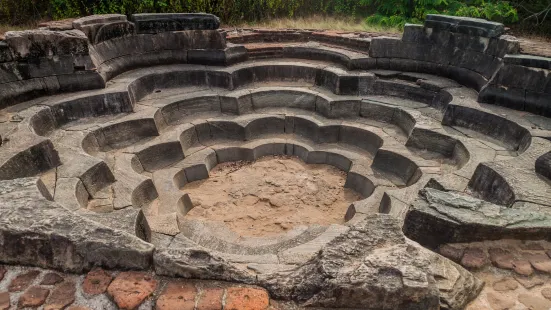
[18, 286, 49, 308]
[0, 267, 5, 282]
[156, 281, 196, 310]
[528, 253, 551, 273]
[197, 287, 223, 310]
[225, 287, 270, 310]
[8, 270, 40, 292]
[519, 241, 545, 251]
[438, 244, 464, 263]
[518, 293, 551, 309]
[486, 292, 515, 310]
[492, 277, 518, 291]
[107, 272, 157, 310]
[44, 280, 76, 310]
[82, 268, 112, 295]
[515, 275, 545, 289]
[0, 292, 10, 310]
[488, 248, 515, 269]
[460, 248, 488, 269]
[41, 273, 64, 286]
[512, 260, 534, 276]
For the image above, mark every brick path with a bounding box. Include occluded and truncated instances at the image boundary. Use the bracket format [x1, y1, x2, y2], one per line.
[439, 240, 551, 310]
[0, 265, 285, 310]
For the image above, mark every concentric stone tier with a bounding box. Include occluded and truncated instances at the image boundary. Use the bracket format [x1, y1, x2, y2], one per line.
[0, 12, 550, 309]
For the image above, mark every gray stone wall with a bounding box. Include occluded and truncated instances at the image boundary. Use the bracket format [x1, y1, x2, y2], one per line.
[369, 15, 520, 91]
[1, 13, 550, 116]
[0, 13, 244, 109]
[479, 54, 551, 117]
[0, 30, 104, 109]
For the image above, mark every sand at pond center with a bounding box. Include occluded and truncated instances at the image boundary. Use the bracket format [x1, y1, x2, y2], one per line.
[183, 156, 362, 237]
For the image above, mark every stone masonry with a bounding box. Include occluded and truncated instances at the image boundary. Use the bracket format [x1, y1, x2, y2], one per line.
[0, 12, 550, 309]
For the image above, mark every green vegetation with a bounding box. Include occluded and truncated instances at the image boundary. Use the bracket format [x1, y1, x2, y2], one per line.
[364, 0, 519, 29]
[0, 0, 549, 36]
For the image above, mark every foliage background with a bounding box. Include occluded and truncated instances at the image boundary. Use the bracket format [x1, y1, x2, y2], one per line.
[0, 0, 550, 36]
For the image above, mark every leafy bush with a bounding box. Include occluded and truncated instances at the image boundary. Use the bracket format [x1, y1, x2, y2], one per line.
[363, 0, 519, 29]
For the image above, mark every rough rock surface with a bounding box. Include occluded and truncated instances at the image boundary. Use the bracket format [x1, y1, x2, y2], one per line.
[262, 215, 482, 309]
[0, 178, 154, 272]
[404, 188, 551, 248]
[1, 11, 551, 310]
[155, 215, 481, 309]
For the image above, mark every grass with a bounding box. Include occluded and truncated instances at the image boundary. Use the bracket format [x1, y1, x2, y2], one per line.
[226, 15, 400, 33]
[1, 16, 400, 37]
[0, 23, 33, 35]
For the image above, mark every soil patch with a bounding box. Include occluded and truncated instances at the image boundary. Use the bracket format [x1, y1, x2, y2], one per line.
[184, 156, 362, 237]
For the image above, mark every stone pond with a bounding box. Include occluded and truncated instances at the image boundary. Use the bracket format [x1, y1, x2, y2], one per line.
[0, 12, 550, 310]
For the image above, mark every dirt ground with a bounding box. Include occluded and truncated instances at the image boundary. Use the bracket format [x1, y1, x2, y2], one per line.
[515, 36, 551, 58]
[183, 156, 362, 237]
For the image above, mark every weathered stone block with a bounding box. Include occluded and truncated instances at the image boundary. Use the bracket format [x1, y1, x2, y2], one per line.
[478, 85, 526, 111]
[450, 49, 501, 78]
[0, 178, 154, 272]
[425, 14, 504, 38]
[402, 24, 430, 44]
[487, 35, 520, 57]
[131, 13, 220, 34]
[4, 30, 89, 60]
[493, 64, 548, 92]
[0, 136, 60, 180]
[404, 189, 551, 248]
[504, 54, 551, 70]
[536, 152, 551, 181]
[525, 91, 551, 117]
[0, 41, 14, 62]
[372, 149, 421, 186]
[73, 14, 128, 28]
[443, 104, 531, 151]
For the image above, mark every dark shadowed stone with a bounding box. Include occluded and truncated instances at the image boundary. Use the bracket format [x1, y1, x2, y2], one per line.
[0, 41, 14, 62]
[131, 13, 220, 34]
[402, 24, 431, 44]
[525, 91, 551, 117]
[478, 85, 526, 112]
[73, 14, 127, 28]
[4, 30, 89, 59]
[404, 189, 551, 249]
[442, 104, 531, 152]
[425, 14, 504, 38]
[40, 273, 64, 285]
[505, 54, 551, 70]
[493, 64, 548, 92]
[73, 14, 134, 44]
[0, 136, 60, 180]
[536, 151, 551, 180]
